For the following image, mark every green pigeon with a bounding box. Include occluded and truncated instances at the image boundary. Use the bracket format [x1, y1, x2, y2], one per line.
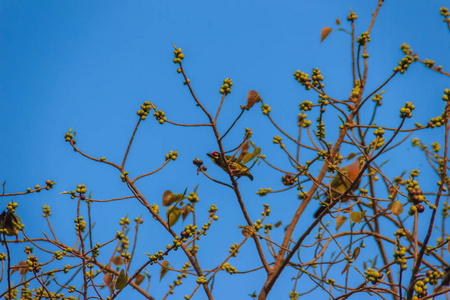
[314, 157, 363, 218]
[435, 266, 450, 293]
[207, 151, 253, 181]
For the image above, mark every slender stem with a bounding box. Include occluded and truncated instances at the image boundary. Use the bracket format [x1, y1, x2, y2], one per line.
[0, 186, 50, 197]
[357, 45, 362, 84]
[214, 95, 226, 125]
[131, 160, 170, 183]
[4, 233, 12, 300]
[199, 168, 233, 189]
[220, 109, 245, 141]
[351, 20, 356, 87]
[71, 141, 122, 170]
[165, 119, 212, 127]
[46, 215, 58, 242]
[122, 119, 141, 169]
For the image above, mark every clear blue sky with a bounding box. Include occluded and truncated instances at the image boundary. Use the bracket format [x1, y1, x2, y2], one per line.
[1, 1, 449, 299]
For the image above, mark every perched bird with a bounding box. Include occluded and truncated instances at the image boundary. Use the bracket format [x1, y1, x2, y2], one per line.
[207, 151, 254, 181]
[435, 266, 450, 293]
[314, 157, 363, 218]
[0, 210, 22, 241]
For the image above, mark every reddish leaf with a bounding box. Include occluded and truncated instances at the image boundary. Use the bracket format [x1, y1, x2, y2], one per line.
[135, 274, 145, 286]
[246, 90, 261, 109]
[321, 27, 332, 42]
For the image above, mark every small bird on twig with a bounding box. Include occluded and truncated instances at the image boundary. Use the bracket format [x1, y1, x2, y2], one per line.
[207, 151, 254, 181]
[314, 157, 363, 218]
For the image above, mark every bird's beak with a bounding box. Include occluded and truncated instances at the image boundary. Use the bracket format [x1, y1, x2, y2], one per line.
[207, 153, 213, 158]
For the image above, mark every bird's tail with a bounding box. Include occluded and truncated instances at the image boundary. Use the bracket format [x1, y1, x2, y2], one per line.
[313, 198, 330, 218]
[313, 205, 327, 218]
[247, 173, 254, 181]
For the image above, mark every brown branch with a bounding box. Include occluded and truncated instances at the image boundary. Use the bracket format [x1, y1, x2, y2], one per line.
[406, 101, 450, 298]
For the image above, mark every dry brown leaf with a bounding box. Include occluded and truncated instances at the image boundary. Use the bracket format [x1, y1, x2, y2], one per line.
[162, 190, 176, 207]
[321, 27, 332, 42]
[246, 90, 261, 109]
[104, 273, 113, 286]
[135, 274, 145, 286]
[112, 256, 123, 267]
[11, 260, 27, 276]
[336, 216, 347, 231]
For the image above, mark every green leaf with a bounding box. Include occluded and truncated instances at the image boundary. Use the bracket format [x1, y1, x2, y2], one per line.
[350, 211, 366, 223]
[166, 206, 181, 227]
[160, 260, 170, 281]
[321, 26, 332, 42]
[237, 141, 250, 162]
[378, 159, 390, 168]
[372, 255, 378, 268]
[243, 147, 261, 165]
[115, 269, 127, 290]
[174, 193, 184, 202]
[336, 215, 347, 231]
[389, 201, 403, 216]
[347, 153, 357, 161]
